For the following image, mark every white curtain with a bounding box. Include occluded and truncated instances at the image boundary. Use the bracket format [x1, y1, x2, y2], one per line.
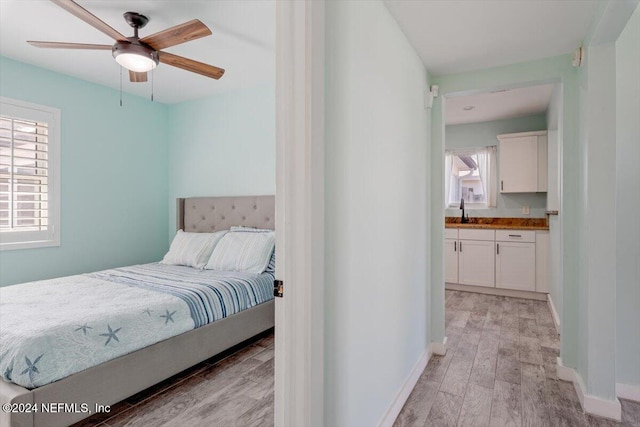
[444, 152, 453, 208]
[476, 145, 497, 207]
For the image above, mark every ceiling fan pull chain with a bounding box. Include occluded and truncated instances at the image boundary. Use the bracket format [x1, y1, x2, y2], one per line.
[119, 66, 123, 107]
[151, 64, 154, 102]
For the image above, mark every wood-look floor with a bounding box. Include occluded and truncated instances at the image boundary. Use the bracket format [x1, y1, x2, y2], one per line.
[394, 290, 640, 427]
[73, 290, 640, 427]
[72, 330, 274, 427]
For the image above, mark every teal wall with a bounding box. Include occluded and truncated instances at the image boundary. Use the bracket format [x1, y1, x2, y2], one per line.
[445, 114, 548, 218]
[580, 41, 618, 401]
[325, 1, 430, 425]
[615, 3, 640, 389]
[0, 58, 276, 286]
[546, 84, 563, 327]
[166, 84, 275, 238]
[432, 55, 581, 372]
[0, 57, 170, 286]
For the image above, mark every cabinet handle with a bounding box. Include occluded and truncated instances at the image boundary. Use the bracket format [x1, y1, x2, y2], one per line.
[459, 241, 462, 252]
[508, 234, 522, 238]
[501, 180, 504, 191]
[497, 243, 499, 255]
[454, 241, 457, 252]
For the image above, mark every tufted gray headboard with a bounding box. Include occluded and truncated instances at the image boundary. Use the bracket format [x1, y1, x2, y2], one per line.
[177, 195, 275, 232]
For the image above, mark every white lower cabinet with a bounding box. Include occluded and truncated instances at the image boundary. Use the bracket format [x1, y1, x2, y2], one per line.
[445, 239, 459, 283]
[459, 239, 495, 287]
[496, 241, 536, 291]
[458, 229, 495, 287]
[495, 230, 536, 291]
[445, 227, 542, 293]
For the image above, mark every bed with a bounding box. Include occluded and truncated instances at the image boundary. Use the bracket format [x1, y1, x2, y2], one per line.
[0, 195, 275, 427]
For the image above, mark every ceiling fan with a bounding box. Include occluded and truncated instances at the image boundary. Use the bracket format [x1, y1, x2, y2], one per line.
[27, 0, 225, 83]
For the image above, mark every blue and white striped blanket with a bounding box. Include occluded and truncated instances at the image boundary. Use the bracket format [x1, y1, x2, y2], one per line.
[0, 263, 274, 389]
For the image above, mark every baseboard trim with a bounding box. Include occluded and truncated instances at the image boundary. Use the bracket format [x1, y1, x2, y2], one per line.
[377, 347, 432, 427]
[556, 357, 576, 382]
[557, 357, 621, 421]
[547, 294, 561, 334]
[445, 283, 547, 301]
[617, 383, 640, 402]
[431, 337, 447, 356]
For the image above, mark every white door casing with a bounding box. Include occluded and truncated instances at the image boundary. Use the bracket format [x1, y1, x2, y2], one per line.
[275, 1, 325, 427]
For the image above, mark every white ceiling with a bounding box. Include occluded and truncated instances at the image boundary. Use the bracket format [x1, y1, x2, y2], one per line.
[384, 0, 600, 76]
[0, 0, 275, 104]
[446, 83, 553, 125]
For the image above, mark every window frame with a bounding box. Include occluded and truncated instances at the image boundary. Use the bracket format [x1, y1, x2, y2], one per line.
[449, 164, 487, 208]
[445, 146, 497, 210]
[0, 97, 61, 251]
[446, 151, 487, 209]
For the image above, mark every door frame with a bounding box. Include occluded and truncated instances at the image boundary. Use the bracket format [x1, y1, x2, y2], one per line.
[436, 76, 565, 348]
[274, 1, 325, 426]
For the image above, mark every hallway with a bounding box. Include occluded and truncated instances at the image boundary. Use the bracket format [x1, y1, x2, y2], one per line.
[394, 291, 640, 426]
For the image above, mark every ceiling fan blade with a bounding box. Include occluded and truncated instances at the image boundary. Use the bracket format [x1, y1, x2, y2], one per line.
[129, 71, 148, 83]
[50, 0, 126, 41]
[140, 19, 211, 51]
[27, 41, 112, 50]
[158, 51, 225, 80]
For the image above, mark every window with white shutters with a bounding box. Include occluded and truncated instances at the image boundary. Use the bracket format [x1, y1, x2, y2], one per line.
[0, 98, 60, 250]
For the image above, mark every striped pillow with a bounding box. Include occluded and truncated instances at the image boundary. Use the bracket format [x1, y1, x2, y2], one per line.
[161, 230, 227, 269]
[204, 230, 275, 274]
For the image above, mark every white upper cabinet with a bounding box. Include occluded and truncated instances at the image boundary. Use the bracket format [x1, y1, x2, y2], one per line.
[498, 131, 548, 193]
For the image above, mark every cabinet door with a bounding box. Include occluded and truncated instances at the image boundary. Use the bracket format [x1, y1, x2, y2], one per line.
[537, 135, 548, 192]
[496, 241, 536, 291]
[458, 240, 495, 287]
[535, 231, 549, 293]
[444, 239, 458, 283]
[500, 136, 538, 192]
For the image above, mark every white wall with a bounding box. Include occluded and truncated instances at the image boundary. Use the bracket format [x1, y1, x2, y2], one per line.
[324, 1, 430, 425]
[615, 3, 640, 391]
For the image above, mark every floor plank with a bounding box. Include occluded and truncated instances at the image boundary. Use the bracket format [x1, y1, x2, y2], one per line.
[73, 330, 274, 427]
[520, 363, 550, 427]
[457, 382, 493, 427]
[424, 392, 463, 427]
[490, 380, 522, 427]
[393, 377, 439, 427]
[395, 291, 638, 427]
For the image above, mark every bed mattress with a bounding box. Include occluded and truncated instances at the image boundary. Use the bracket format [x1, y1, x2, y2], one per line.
[0, 263, 274, 389]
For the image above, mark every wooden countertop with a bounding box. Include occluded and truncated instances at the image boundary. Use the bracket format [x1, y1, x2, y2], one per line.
[445, 217, 549, 230]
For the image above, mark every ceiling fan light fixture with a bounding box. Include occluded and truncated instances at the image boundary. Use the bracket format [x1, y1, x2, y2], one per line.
[112, 42, 158, 72]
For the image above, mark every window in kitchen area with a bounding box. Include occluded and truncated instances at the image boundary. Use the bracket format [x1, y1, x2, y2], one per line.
[445, 146, 497, 208]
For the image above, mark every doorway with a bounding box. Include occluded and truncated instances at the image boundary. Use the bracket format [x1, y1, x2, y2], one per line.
[439, 80, 564, 351]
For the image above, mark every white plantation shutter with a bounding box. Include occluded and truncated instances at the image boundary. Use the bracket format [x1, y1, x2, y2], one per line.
[0, 98, 60, 250]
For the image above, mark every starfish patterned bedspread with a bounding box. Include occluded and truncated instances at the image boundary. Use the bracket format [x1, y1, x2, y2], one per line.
[0, 263, 274, 389]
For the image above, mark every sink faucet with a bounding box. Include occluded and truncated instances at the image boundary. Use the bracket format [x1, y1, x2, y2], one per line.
[460, 198, 469, 223]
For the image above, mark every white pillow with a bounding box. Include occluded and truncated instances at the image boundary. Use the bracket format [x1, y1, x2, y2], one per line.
[204, 230, 275, 273]
[161, 230, 227, 269]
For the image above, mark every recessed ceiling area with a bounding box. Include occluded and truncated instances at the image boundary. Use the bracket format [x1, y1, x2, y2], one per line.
[445, 84, 553, 125]
[384, 0, 600, 76]
[0, 0, 275, 104]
